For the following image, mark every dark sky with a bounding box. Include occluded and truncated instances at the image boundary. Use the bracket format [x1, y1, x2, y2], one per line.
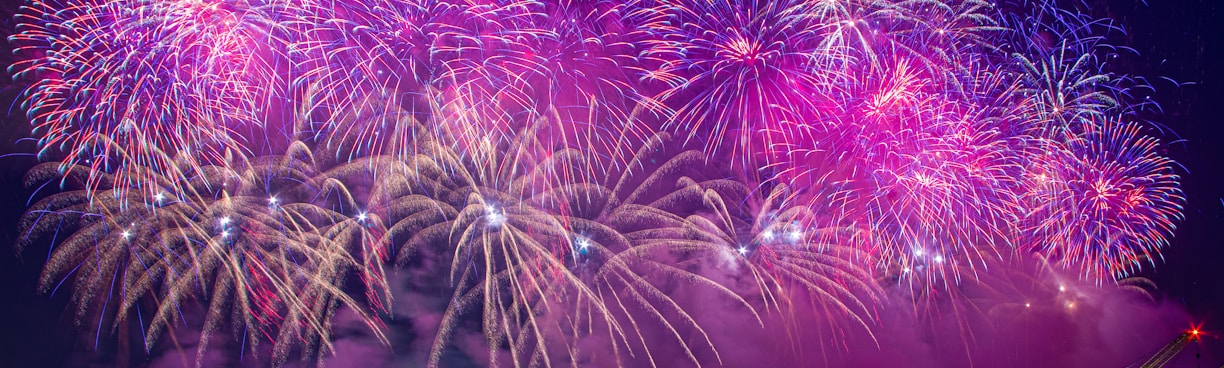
[0, 0, 1220, 367]
[1090, 0, 1224, 336]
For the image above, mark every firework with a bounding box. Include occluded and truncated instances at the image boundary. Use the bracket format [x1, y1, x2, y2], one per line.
[292, 0, 667, 163]
[290, 0, 479, 157]
[372, 119, 764, 367]
[1022, 120, 1183, 280]
[9, 0, 297, 199]
[643, 0, 831, 158]
[18, 144, 390, 365]
[673, 182, 881, 341]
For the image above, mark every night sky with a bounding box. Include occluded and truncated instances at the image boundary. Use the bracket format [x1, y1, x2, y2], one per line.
[0, 0, 1221, 367]
[1092, 0, 1224, 352]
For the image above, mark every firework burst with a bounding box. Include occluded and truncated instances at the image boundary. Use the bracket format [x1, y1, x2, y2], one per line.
[18, 143, 391, 365]
[1022, 120, 1183, 280]
[10, 0, 296, 198]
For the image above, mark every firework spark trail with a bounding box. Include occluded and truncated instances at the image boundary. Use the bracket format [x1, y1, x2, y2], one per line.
[8, 0, 1188, 366]
[674, 182, 881, 342]
[363, 118, 776, 367]
[292, 0, 667, 166]
[18, 141, 391, 366]
[291, 0, 480, 158]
